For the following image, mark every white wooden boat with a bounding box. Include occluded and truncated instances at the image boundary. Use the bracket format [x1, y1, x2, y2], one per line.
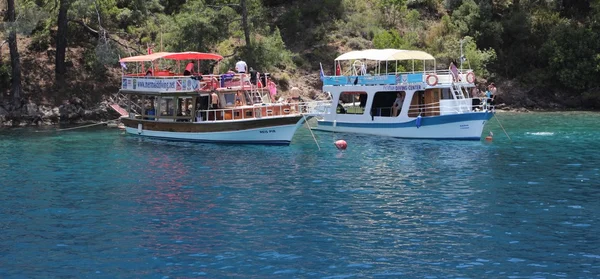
[117, 52, 329, 145]
[313, 49, 493, 140]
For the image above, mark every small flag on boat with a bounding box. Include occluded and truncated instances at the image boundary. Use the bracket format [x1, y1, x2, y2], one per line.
[118, 55, 127, 70]
[319, 62, 325, 81]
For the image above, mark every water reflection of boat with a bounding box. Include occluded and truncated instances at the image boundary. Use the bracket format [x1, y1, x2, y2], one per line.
[116, 51, 330, 145]
[313, 49, 493, 140]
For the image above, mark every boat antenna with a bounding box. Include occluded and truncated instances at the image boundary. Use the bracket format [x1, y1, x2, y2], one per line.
[160, 27, 163, 52]
[459, 38, 464, 71]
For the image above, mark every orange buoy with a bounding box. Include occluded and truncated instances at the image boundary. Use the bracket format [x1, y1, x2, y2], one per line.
[485, 131, 493, 141]
[334, 140, 348, 150]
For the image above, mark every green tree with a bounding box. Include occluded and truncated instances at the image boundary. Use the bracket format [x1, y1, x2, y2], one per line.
[55, 0, 71, 84]
[541, 22, 600, 92]
[4, 0, 22, 107]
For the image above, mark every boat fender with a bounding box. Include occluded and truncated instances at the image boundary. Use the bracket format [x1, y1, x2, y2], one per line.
[426, 74, 438, 86]
[466, 72, 475, 83]
[416, 115, 422, 128]
[335, 140, 348, 150]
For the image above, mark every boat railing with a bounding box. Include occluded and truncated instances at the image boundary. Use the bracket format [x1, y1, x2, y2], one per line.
[321, 69, 475, 87]
[404, 98, 492, 117]
[134, 100, 331, 123]
[120, 72, 266, 93]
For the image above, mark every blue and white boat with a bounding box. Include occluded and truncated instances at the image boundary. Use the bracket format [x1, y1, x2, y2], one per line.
[312, 49, 494, 140]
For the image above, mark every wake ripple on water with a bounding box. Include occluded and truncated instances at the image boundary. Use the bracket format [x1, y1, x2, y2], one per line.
[526, 131, 555, 136]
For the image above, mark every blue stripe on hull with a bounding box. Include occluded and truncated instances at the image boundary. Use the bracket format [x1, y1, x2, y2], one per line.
[318, 112, 492, 128]
[126, 134, 291, 145]
[391, 136, 483, 140]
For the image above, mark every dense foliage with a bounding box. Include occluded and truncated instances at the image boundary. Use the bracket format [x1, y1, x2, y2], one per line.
[2, 0, 600, 108]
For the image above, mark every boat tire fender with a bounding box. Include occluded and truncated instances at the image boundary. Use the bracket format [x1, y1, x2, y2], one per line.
[466, 72, 475, 83]
[426, 74, 438, 86]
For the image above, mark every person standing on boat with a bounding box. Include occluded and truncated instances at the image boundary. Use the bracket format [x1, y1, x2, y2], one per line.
[487, 83, 497, 105]
[235, 60, 247, 73]
[392, 92, 404, 117]
[235, 90, 246, 106]
[184, 61, 195, 76]
[449, 60, 460, 82]
[211, 90, 220, 109]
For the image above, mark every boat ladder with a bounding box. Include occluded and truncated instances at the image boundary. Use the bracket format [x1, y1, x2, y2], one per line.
[451, 82, 469, 113]
[109, 91, 141, 117]
[248, 87, 264, 103]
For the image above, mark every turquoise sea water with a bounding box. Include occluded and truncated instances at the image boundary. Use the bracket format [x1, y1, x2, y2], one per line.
[1, 111, 599, 278]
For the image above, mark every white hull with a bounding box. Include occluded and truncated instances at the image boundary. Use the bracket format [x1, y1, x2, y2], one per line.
[313, 113, 492, 140]
[124, 118, 307, 145]
[125, 124, 300, 144]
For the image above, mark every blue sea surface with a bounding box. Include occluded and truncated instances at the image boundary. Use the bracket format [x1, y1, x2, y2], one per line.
[1, 111, 599, 278]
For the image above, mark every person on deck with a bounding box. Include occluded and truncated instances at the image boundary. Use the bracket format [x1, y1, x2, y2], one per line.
[211, 91, 220, 109]
[487, 83, 497, 105]
[392, 92, 404, 117]
[184, 61, 195, 76]
[235, 90, 245, 106]
[235, 60, 247, 73]
[449, 60, 460, 82]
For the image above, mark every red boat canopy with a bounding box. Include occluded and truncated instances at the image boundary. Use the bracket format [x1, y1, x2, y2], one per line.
[119, 51, 223, 63]
[163, 52, 223, 61]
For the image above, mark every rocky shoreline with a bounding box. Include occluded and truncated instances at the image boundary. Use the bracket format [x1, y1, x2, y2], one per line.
[0, 97, 122, 127]
[0, 98, 535, 128]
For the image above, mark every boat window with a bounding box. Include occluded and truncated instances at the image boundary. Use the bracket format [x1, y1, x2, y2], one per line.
[408, 90, 424, 117]
[160, 97, 174, 116]
[441, 88, 452, 100]
[177, 97, 193, 116]
[223, 93, 236, 107]
[372, 91, 405, 117]
[143, 96, 156, 120]
[338, 91, 367, 115]
[408, 90, 439, 117]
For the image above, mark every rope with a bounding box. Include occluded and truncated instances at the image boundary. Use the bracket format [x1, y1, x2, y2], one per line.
[493, 113, 511, 141]
[54, 117, 122, 132]
[302, 114, 320, 150]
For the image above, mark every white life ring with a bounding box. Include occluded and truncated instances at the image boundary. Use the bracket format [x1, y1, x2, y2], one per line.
[426, 74, 438, 86]
[466, 72, 475, 83]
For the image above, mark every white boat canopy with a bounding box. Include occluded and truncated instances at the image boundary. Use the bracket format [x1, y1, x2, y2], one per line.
[335, 49, 435, 61]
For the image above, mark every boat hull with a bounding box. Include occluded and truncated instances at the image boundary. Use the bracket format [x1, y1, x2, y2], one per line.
[121, 116, 305, 145]
[313, 112, 493, 140]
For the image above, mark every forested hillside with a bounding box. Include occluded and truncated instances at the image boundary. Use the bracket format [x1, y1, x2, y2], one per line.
[2, 0, 600, 112]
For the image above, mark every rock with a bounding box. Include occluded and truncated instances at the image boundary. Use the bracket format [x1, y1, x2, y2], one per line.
[24, 101, 39, 117]
[0, 106, 8, 117]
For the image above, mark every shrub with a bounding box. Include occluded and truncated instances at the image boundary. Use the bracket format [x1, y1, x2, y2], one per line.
[29, 30, 52, 52]
[239, 28, 295, 72]
[276, 73, 291, 92]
